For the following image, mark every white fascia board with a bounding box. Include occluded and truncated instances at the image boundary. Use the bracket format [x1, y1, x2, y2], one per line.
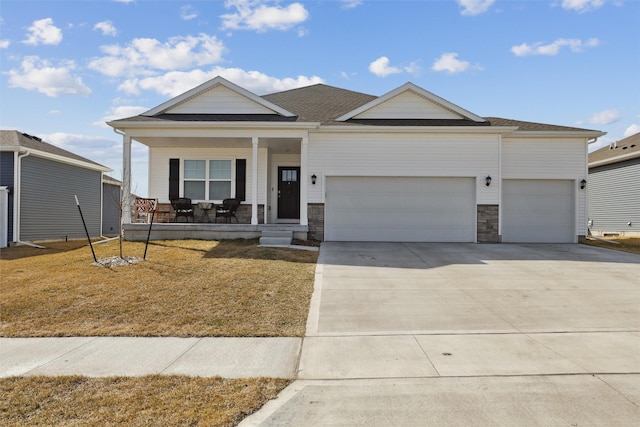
[335, 82, 486, 123]
[108, 120, 319, 129]
[1, 146, 111, 172]
[142, 76, 296, 117]
[314, 125, 519, 135]
[507, 130, 606, 138]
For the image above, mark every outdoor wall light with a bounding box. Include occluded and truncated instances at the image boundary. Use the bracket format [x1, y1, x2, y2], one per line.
[311, 174, 317, 185]
[485, 175, 492, 187]
[580, 179, 587, 190]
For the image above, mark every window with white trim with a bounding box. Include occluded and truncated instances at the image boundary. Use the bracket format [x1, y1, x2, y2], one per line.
[183, 159, 233, 201]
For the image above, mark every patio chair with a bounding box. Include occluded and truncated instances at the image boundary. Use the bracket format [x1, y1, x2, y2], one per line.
[170, 198, 195, 222]
[215, 198, 240, 223]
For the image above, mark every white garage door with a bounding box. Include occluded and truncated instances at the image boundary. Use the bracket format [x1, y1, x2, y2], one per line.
[325, 177, 476, 242]
[502, 179, 575, 243]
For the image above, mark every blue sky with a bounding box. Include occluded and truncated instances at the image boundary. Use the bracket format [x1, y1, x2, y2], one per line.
[1, 0, 638, 196]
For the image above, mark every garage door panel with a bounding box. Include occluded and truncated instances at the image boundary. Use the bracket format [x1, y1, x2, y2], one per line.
[502, 180, 575, 243]
[325, 177, 475, 242]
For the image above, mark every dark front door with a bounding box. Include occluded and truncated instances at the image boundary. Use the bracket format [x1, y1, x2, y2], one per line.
[278, 166, 300, 219]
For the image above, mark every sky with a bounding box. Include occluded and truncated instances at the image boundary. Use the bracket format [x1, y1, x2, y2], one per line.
[1, 0, 638, 196]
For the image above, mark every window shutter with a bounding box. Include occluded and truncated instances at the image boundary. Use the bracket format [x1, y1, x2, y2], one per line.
[169, 158, 180, 200]
[235, 159, 246, 201]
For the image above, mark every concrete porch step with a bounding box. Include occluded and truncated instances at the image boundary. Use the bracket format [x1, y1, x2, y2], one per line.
[259, 230, 293, 246]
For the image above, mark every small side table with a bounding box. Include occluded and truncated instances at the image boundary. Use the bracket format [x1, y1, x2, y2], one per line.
[198, 202, 213, 223]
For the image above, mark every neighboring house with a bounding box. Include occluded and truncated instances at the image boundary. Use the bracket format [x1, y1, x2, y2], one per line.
[588, 132, 640, 237]
[109, 77, 604, 243]
[0, 130, 111, 245]
[102, 175, 122, 236]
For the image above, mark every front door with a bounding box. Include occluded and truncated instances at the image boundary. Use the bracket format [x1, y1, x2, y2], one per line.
[278, 167, 300, 219]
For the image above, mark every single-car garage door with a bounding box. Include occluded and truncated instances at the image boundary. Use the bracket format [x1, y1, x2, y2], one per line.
[325, 176, 476, 242]
[502, 179, 575, 243]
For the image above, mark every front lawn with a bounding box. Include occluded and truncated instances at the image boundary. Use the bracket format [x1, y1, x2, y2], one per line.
[582, 237, 640, 256]
[1, 375, 289, 427]
[0, 239, 317, 337]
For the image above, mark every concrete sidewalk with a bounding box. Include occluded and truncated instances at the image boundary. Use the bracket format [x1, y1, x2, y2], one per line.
[0, 337, 301, 378]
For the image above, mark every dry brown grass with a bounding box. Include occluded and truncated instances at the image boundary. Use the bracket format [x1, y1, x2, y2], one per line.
[0, 375, 289, 426]
[0, 239, 317, 337]
[582, 237, 640, 256]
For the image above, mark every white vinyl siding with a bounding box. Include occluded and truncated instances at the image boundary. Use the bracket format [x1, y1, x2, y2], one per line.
[502, 179, 575, 243]
[354, 91, 463, 120]
[308, 132, 500, 205]
[149, 147, 267, 204]
[325, 176, 476, 242]
[167, 85, 275, 115]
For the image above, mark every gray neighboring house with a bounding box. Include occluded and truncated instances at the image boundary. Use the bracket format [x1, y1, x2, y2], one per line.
[102, 175, 122, 236]
[588, 132, 640, 236]
[0, 130, 111, 246]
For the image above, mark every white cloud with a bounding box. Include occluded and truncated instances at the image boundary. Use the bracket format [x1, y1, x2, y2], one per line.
[181, 5, 198, 21]
[431, 52, 471, 74]
[561, 0, 606, 13]
[369, 56, 402, 77]
[588, 109, 621, 125]
[0, 39, 10, 49]
[94, 20, 117, 36]
[5, 56, 92, 97]
[88, 34, 226, 77]
[511, 38, 599, 56]
[624, 124, 640, 137]
[457, 0, 496, 16]
[340, 0, 363, 9]
[94, 105, 149, 127]
[23, 18, 63, 46]
[221, 0, 309, 32]
[118, 67, 324, 97]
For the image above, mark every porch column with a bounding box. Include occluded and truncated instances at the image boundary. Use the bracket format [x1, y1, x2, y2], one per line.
[122, 134, 132, 224]
[251, 136, 259, 225]
[300, 136, 309, 226]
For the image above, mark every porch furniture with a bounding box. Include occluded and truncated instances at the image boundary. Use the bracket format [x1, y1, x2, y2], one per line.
[155, 203, 172, 223]
[215, 198, 240, 223]
[171, 198, 195, 222]
[133, 198, 157, 223]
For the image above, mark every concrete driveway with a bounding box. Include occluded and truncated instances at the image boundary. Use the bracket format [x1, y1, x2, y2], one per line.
[241, 243, 640, 426]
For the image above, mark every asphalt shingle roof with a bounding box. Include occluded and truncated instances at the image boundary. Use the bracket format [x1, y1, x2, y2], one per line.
[111, 83, 603, 134]
[0, 130, 106, 168]
[589, 132, 640, 166]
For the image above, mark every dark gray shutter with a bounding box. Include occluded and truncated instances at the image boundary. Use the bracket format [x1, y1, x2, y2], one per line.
[235, 159, 246, 201]
[169, 158, 180, 200]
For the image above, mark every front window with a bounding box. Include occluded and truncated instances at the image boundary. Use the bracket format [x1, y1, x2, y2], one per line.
[183, 159, 232, 201]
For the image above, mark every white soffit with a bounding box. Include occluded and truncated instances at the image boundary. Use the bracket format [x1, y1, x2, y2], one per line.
[336, 82, 486, 122]
[142, 76, 295, 117]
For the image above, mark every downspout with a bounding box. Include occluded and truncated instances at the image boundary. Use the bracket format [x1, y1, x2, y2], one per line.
[14, 149, 45, 248]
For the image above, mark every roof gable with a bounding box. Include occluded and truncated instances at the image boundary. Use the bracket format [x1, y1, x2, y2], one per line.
[143, 76, 295, 117]
[336, 82, 486, 122]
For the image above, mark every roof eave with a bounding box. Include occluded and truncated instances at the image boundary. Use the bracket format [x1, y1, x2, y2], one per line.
[506, 130, 606, 138]
[107, 120, 320, 130]
[589, 151, 640, 168]
[314, 125, 519, 135]
[0, 146, 111, 172]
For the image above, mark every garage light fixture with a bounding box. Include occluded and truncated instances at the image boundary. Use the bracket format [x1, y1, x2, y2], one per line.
[311, 174, 317, 185]
[485, 176, 492, 187]
[580, 179, 587, 190]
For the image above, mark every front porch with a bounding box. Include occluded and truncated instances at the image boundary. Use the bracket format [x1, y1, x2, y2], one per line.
[123, 223, 309, 242]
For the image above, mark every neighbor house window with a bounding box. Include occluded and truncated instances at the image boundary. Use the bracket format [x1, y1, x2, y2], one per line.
[183, 159, 232, 201]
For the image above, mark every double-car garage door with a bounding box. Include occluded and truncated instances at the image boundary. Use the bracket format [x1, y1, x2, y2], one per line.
[324, 177, 576, 243]
[325, 177, 476, 242]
